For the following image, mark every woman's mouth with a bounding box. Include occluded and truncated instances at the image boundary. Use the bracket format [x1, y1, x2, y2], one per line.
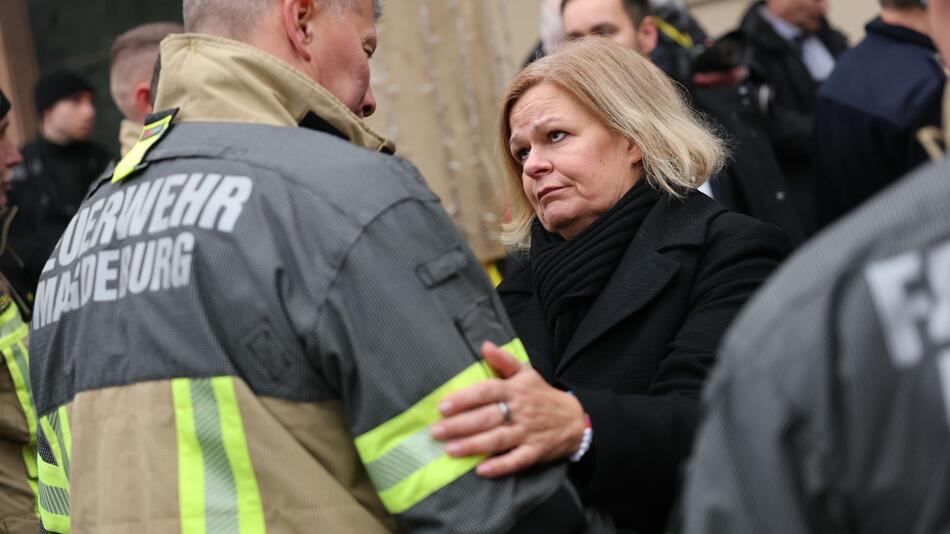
[537, 186, 563, 201]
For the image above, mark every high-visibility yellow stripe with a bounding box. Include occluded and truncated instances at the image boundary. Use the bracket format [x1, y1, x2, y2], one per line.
[653, 16, 695, 49]
[1, 334, 39, 505]
[0, 302, 25, 339]
[39, 418, 69, 492]
[174, 377, 266, 534]
[376, 447, 483, 514]
[56, 406, 72, 461]
[355, 338, 530, 513]
[37, 429, 70, 534]
[173, 378, 207, 534]
[48, 407, 72, 477]
[112, 113, 174, 183]
[483, 261, 503, 287]
[211, 377, 265, 534]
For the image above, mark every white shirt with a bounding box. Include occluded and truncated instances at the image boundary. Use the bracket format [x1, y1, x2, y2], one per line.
[758, 5, 836, 81]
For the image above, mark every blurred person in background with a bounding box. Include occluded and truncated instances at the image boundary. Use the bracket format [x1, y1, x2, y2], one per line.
[0, 88, 38, 534]
[524, 0, 568, 66]
[0, 92, 21, 226]
[813, 0, 944, 230]
[736, 0, 848, 235]
[431, 38, 787, 534]
[562, 0, 660, 60]
[563, 0, 808, 244]
[7, 71, 111, 310]
[110, 22, 183, 156]
[683, 0, 950, 530]
[647, 0, 708, 86]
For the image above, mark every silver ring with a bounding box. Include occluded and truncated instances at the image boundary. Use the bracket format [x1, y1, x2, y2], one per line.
[497, 401, 513, 425]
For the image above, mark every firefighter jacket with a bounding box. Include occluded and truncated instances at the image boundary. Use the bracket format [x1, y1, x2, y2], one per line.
[0, 286, 37, 534]
[27, 34, 589, 534]
[682, 87, 950, 533]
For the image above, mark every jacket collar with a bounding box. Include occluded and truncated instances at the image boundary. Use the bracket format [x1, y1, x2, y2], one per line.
[866, 17, 936, 51]
[154, 33, 394, 153]
[740, 2, 794, 53]
[740, 1, 837, 53]
[500, 191, 725, 374]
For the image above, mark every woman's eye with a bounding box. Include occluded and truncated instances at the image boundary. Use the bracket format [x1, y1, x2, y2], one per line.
[516, 148, 530, 162]
[550, 131, 566, 142]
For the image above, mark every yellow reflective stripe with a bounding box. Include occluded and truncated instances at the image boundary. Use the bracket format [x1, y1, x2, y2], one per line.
[500, 338, 529, 364]
[355, 338, 530, 513]
[2, 337, 39, 489]
[211, 377, 265, 534]
[0, 302, 25, 340]
[483, 261, 503, 287]
[112, 113, 173, 183]
[37, 451, 70, 533]
[49, 406, 71, 476]
[377, 450, 482, 514]
[653, 16, 694, 49]
[39, 418, 69, 492]
[172, 378, 206, 534]
[174, 377, 266, 534]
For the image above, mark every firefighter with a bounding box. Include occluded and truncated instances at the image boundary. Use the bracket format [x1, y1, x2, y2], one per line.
[27, 0, 593, 532]
[0, 88, 39, 534]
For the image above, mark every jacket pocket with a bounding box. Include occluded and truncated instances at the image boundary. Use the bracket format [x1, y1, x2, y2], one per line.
[417, 246, 511, 358]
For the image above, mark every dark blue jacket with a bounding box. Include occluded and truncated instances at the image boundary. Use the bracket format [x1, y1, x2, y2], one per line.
[813, 17, 944, 230]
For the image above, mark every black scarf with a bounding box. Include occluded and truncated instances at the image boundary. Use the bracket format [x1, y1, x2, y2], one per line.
[530, 180, 659, 365]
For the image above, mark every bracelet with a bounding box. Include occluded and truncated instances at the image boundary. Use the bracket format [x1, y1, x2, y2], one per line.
[569, 414, 593, 463]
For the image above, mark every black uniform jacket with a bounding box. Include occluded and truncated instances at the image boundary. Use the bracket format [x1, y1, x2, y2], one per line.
[813, 17, 945, 230]
[738, 1, 848, 235]
[497, 192, 789, 533]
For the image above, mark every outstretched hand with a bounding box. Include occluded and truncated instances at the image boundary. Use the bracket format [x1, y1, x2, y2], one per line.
[431, 341, 586, 478]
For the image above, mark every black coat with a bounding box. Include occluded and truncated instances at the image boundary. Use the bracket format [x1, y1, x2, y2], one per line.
[4, 137, 112, 311]
[738, 2, 848, 234]
[813, 18, 945, 230]
[498, 192, 789, 533]
[692, 83, 808, 246]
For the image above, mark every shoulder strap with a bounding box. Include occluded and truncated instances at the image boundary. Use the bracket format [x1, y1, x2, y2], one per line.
[111, 108, 179, 184]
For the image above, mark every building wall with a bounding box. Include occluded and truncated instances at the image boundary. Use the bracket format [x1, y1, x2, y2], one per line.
[0, 0, 39, 148]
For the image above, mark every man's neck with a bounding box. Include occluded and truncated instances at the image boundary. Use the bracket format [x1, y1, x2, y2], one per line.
[761, 4, 803, 39]
[880, 7, 931, 37]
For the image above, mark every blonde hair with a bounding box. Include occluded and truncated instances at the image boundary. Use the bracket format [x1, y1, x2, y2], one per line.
[497, 37, 725, 249]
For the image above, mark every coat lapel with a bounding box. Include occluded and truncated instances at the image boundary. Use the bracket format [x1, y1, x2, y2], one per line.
[556, 246, 678, 374]
[555, 194, 723, 374]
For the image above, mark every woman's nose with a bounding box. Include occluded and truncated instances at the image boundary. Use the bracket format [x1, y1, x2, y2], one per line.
[523, 149, 552, 179]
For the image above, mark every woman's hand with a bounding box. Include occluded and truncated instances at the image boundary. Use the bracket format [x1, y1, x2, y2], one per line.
[430, 341, 587, 478]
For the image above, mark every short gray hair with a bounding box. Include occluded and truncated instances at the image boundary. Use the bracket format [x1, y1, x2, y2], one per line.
[183, 0, 382, 36]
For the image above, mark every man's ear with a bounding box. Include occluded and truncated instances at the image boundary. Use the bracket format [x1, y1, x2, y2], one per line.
[133, 82, 153, 123]
[281, 0, 317, 61]
[637, 16, 659, 56]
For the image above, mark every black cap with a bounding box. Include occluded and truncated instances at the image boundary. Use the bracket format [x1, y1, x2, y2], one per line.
[0, 89, 10, 120]
[34, 70, 94, 116]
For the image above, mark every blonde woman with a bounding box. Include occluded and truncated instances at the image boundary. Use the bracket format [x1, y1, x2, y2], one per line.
[431, 38, 788, 533]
